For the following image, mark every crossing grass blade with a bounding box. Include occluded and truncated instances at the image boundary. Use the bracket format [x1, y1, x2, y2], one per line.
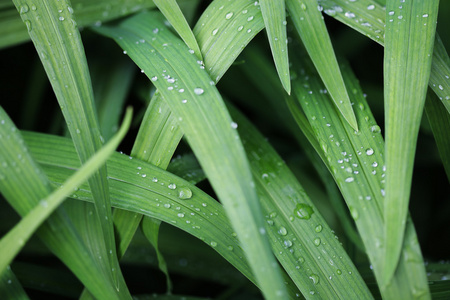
[259, 0, 290, 94]
[153, 0, 202, 60]
[0, 0, 157, 48]
[318, 0, 450, 113]
[383, 0, 439, 284]
[0, 267, 29, 300]
[0, 108, 132, 275]
[93, 11, 288, 299]
[12, 0, 127, 291]
[193, 0, 265, 83]
[0, 107, 129, 299]
[229, 104, 373, 299]
[286, 0, 358, 131]
[287, 46, 430, 298]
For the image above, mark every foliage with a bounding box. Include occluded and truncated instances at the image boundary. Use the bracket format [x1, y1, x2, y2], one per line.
[1, 0, 449, 299]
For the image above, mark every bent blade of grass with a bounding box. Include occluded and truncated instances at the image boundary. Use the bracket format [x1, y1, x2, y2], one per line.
[153, 0, 202, 60]
[94, 11, 288, 299]
[0, 108, 132, 274]
[383, 0, 439, 283]
[193, 0, 265, 83]
[318, 0, 450, 113]
[0, 267, 29, 300]
[229, 104, 373, 299]
[0, 107, 127, 300]
[286, 0, 358, 131]
[259, 0, 291, 94]
[288, 49, 429, 298]
[0, 0, 158, 49]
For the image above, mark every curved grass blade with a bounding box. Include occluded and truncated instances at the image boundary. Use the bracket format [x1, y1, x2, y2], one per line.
[259, 0, 290, 94]
[383, 0, 439, 284]
[193, 0, 265, 83]
[0, 108, 132, 276]
[0, 267, 29, 300]
[0, 107, 128, 299]
[288, 50, 430, 298]
[0, 0, 157, 49]
[229, 104, 373, 299]
[153, 0, 202, 60]
[93, 11, 288, 299]
[318, 0, 450, 113]
[286, 0, 358, 131]
[12, 0, 126, 291]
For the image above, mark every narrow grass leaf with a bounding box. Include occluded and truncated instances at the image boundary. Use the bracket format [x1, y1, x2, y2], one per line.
[12, 0, 125, 289]
[229, 104, 373, 299]
[259, 0, 291, 93]
[383, 0, 439, 283]
[288, 50, 429, 298]
[286, 0, 358, 131]
[0, 0, 157, 48]
[0, 108, 131, 277]
[153, 0, 202, 60]
[0, 107, 128, 299]
[94, 11, 288, 299]
[193, 0, 265, 83]
[0, 267, 29, 300]
[318, 0, 450, 113]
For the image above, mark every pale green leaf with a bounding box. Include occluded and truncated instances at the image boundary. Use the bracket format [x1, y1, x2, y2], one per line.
[383, 0, 439, 284]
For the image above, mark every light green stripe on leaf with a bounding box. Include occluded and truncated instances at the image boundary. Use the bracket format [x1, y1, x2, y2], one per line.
[383, 0, 439, 284]
[259, 0, 291, 94]
[286, 0, 358, 131]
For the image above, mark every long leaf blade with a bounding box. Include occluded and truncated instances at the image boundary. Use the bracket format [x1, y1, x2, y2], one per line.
[383, 0, 439, 283]
[259, 0, 291, 93]
[94, 11, 288, 300]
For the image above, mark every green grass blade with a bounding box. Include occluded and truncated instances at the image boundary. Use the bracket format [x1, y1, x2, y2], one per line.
[286, 0, 358, 131]
[318, 0, 450, 113]
[259, 0, 290, 94]
[0, 108, 131, 277]
[94, 11, 288, 299]
[288, 49, 430, 298]
[0, 0, 157, 49]
[0, 107, 128, 299]
[193, 0, 265, 83]
[229, 104, 373, 299]
[153, 0, 202, 60]
[383, 0, 439, 283]
[12, 0, 125, 290]
[0, 267, 29, 300]
[425, 92, 450, 181]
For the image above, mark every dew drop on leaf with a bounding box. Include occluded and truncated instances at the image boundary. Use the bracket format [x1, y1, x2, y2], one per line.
[294, 203, 314, 220]
[178, 187, 192, 200]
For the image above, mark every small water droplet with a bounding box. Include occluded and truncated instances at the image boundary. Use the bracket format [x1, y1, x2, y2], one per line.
[345, 177, 354, 183]
[212, 28, 218, 35]
[210, 241, 217, 247]
[164, 203, 171, 208]
[194, 88, 204, 95]
[336, 269, 342, 275]
[370, 125, 381, 133]
[178, 187, 192, 200]
[284, 240, 293, 248]
[278, 226, 287, 236]
[309, 274, 320, 285]
[231, 122, 238, 129]
[59, 16, 65, 21]
[367, 5, 375, 10]
[177, 213, 184, 218]
[301, 3, 307, 10]
[294, 203, 314, 220]
[168, 183, 176, 190]
[315, 225, 323, 233]
[20, 4, 29, 14]
[349, 206, 359, 220]
[225, 12, 233, 19]
[314, 238, 321, 246]
[24, 20, 32, 32]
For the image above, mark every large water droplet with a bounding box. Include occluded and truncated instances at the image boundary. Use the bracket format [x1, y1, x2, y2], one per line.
[309, 274, 320, 285]
[294, 203, 314, 220]
[178, 187, 192, 200]
[365, 148, 374, 156]
[20, 4, 29, 14]
[194, 88, 204, 95]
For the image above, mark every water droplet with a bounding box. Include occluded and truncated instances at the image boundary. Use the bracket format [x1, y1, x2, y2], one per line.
[225, 12, 233, 19]
[210, 241, 217, 247]
[59, 16, 65, 21]
[168, 183, 176, 190]
[31, 4, 37, 11]
[24, 20, 32, 32]
[422, 13, 429, 18]
[309, 274, 320, 285]
[367, 4, 375, 10]
[365, 148, 374, 156]
[194, 88, 204, 95]
[177, 213, 184, 218]
[315, 225, 323, 233]
[178, 187, 192, 200]
[349, 206, 359, 220]
[284, 240, 293, 248]
[20, 5, 29, 14]
[345, 177, 354, 183]
[164, 203, 171, 208]
[294, 203, 314, 220]
[278, 226, 288, 236]
[370, 125, 381, 133]
[314, 238, 321, 246]
[247, 16, 254, 21]
[438, 85, 444, 90]
[231, 122, 238, 129]
[212, 28, 218, 35]
[237, 25, 244, 31]
[336, 269, 342, 275]
[301, 3, 307, 10]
